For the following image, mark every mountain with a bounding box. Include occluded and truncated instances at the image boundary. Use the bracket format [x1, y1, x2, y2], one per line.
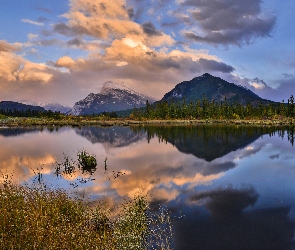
[21, 101, 71, 113]
[0, 101, 46, 112]
[161, 73, 273, 105]
[70, 81, 155, 115]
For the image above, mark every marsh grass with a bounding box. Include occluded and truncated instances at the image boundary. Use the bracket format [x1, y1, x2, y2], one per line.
[0, 158, 174, 249]
[0, 182, 173, 249]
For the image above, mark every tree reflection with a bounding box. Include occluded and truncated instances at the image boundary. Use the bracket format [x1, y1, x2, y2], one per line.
[132, 125, 295, 161]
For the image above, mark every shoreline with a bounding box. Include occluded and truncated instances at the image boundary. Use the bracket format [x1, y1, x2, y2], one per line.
[0, 117, 294, 127]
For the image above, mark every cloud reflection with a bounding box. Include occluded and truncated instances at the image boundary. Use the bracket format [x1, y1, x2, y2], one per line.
[174, 186, 294, 250]
[190, 185, 259, 217]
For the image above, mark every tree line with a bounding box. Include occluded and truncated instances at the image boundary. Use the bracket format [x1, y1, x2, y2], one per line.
[131, 95, 295, 120]
[0, 108, 62, 119]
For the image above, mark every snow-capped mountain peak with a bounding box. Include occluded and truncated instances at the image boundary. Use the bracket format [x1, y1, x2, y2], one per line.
[101, 81, 136, 95]
[69, 81, 155, 115]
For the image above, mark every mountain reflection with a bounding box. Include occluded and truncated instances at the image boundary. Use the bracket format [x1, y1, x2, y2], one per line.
[74, 126, 146, 149]
[133, 125, 293, 161]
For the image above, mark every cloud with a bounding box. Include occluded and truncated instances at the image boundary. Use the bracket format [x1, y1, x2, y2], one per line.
[37, 17, 50, 23]
[27, 33, 39, 41]
[249, 77, 268, 90]
[180, 0, 276, 46]
[0, 52, 23, 81]
[35, 7, 52, 13]
[67, 38, 83, 46]
[53, 0, 175, 48]
[53, 23, 74, 36]
[56, 0, 140, 39]
[141, 22, 162, 36]
[273, 77, 295, 102]
[0, 40, 21, 52]
[55, 55, 81, 69]
[21, 18, 44, 26]
[1, 39, 55, 83]
[51, 36, 234, 99]
[228, 74, 295, 102]
[65, 38, 103, 50]
[127, 0, 276, 46]
[198, 58, 234, 73]
[18, 61, 54, 83]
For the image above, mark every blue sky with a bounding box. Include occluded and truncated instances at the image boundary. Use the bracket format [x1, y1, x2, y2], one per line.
[0, 0, 294, 106]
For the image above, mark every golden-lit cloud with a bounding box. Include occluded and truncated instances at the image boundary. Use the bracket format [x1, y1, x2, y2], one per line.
[0, 40, 54, 83]
[55, 0, 175, 48]
[0, 40, 21, 52]
[18, 61, 54, 83]
[52, 35, 233, 99]
[249, 81, 265, 90]
[57, 0, 140, 39]
[55, 56, 77, 69]
[0, 52, 23, 81]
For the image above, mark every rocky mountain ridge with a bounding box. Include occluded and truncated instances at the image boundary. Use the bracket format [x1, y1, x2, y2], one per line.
[70, 81, 155, 115]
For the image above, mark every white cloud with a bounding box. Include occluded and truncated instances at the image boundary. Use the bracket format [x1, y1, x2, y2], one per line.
[249, 81, 265, 90]
[21, 19, 44, 26]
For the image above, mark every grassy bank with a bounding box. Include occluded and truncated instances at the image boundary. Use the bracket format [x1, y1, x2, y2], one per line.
[0, 116, 295, 127]
[0, 181, 173, 249]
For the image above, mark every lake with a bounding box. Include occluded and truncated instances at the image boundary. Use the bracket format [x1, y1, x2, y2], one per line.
[0, 124, 295, 249]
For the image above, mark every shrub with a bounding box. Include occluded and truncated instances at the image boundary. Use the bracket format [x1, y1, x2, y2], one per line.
[77, 150, 97, 174]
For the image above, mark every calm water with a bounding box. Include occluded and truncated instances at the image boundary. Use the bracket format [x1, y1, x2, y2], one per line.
[0, 125, 295, 249]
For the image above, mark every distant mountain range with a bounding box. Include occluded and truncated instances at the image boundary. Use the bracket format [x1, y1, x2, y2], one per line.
[2, 74, 279, 116]
[0, 101, 46, 112]
[21, 101, 71, 113]
[69, 81, 155, 115]
[161, 73, 273, 105]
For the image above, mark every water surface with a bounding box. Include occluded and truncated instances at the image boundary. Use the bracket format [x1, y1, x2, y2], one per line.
[0, 125, 294, 249]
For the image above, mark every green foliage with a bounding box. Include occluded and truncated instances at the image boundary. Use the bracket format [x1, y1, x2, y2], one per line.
[77, 150, 97, 174]
[131, 95, 295, 120]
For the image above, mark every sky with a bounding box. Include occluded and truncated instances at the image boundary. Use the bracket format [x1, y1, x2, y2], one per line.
[0, 0, 295, 106]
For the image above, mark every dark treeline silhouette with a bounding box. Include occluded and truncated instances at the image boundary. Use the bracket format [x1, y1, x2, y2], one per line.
[0, 108, 62, 119]
[131, 95, 295, 120]
[96, 111, 118, 118]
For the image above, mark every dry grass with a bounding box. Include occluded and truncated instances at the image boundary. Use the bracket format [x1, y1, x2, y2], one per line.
[0, 178, 173, 249]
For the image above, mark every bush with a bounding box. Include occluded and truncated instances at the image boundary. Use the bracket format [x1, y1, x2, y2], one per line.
[77, 150, 97, 174]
